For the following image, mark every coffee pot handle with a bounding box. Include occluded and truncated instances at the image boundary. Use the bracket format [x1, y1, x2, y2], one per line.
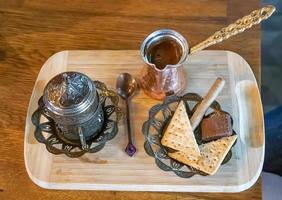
[190, 5, 275, 55]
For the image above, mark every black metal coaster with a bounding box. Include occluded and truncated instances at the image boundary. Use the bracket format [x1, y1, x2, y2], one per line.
[31, 81, 122, 158]
[142, 93, 235, 178]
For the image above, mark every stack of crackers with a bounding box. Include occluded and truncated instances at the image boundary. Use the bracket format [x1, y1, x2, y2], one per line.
[161, 101, 237, 175]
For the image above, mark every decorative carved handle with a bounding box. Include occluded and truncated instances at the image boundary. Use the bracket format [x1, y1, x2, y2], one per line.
[190, 5, 276, 54]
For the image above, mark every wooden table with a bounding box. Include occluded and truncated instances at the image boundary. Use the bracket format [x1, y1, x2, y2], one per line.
[0, 0, 262, 199]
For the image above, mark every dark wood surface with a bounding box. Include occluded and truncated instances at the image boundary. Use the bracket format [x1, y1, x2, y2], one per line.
[0, 0, 262, 199]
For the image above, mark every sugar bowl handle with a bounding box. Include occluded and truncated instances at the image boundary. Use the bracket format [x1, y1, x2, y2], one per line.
[78, 127, 88, 150]
[190, 5, 276, 54]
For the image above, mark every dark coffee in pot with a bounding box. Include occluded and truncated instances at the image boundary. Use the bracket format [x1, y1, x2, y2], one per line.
[146, 39, 183, 69]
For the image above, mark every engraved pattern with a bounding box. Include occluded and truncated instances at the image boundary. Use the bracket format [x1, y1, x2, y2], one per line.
[47, 72, 90, 108]
[142, 93, 235, 178]
[32, 81, 122, 158]
[190, 5, 276, 54]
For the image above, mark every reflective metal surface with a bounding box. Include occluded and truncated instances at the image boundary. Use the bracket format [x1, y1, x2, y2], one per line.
[43, 72, 97, 117]
[116, 73, 138, 156]
[141, 29, 189, 67]
[140, 29, 188, 100]
[43, 72, 104, 147]
[139, 6, 275, 100]
[32, 80, 122, 158]
[190, 5, 276, 54]
[116, 73, 138, 99]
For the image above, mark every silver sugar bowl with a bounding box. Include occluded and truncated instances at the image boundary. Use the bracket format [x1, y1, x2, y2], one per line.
[43, 72, 104, 149]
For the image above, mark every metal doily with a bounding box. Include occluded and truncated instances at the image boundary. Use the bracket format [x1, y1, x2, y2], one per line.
[32, 81, 122, 158]
[142, 93, 236, 178]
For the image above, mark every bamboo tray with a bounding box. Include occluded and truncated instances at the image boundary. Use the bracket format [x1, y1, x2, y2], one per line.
[24, 50, 264, 192]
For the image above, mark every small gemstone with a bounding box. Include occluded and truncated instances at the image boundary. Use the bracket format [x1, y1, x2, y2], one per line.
[125, 143, 137, 157]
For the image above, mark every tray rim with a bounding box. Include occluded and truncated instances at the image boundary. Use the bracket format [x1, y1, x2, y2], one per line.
[24, 49, 264, 192]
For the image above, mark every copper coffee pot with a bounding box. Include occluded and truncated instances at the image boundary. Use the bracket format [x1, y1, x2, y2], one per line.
[140, 5, 275, 100]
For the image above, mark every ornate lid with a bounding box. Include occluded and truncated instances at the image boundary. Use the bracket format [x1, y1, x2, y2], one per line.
[43, 72, 96, 116]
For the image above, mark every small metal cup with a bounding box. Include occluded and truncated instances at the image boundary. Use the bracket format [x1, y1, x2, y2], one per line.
[43, 72, 104, 149]
[140, 29, 189, 100]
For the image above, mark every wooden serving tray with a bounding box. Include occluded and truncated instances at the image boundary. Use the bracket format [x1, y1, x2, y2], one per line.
[24, 50, 264, 192]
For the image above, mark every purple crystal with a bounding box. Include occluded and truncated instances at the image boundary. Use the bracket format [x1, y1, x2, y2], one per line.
[125, 143, 136, 157]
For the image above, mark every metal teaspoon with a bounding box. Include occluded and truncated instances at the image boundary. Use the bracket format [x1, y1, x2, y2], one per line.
[116, 73, 138, 157]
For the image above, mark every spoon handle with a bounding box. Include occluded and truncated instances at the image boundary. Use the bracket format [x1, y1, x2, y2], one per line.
[125, 99, 132, 143]
[124, 99, 137, 156]
[190, 5, 275, 55]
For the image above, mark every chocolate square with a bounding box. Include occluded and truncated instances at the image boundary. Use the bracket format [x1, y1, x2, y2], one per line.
[201, 113, 232, 141]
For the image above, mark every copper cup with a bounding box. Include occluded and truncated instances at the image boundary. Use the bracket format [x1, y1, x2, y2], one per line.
[140, 29, 189, 100]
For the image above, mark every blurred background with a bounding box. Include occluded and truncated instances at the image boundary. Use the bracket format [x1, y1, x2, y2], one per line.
[261, 0, 282, 199]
